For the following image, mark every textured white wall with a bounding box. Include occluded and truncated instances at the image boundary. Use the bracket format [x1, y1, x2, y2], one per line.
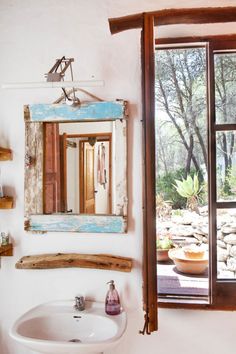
[1, 1, 236, 354]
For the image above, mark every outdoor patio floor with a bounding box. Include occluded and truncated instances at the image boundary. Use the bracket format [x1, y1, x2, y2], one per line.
[157, 261, 209, 297]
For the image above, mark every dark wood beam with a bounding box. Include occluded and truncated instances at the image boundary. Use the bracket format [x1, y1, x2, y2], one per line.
[109, 7, 236, 35]
[141, 13, 157, 333]
[156, 34, 236, 46]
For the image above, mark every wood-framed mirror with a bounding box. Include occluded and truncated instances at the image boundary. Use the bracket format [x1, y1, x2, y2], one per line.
[24, 100, 128, 233]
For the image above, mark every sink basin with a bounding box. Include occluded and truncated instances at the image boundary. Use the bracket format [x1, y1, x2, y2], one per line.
[10, 300, 127, 354]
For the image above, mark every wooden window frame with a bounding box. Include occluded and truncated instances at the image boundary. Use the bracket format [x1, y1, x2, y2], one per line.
[109, 7, 236, 333]
[155, 37, 236, 309]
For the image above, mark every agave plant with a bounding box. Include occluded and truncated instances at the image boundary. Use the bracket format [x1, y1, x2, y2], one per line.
[173, 174, 202, 213]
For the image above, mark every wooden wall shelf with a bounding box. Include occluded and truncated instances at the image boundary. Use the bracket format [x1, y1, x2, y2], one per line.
[0, 147, 12, 161]
[0, 197, 14, 209]
[0, 244, 13, 256]
[15, 253, 133, 272]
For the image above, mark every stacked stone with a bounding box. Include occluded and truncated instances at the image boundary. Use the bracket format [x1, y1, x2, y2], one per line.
[217, 224, 236, 278]
[156, 208, 236, 278]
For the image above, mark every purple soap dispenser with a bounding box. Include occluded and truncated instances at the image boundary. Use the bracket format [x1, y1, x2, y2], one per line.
[105, 280, 121, 315]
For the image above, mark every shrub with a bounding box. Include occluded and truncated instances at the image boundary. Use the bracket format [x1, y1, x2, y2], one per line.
[156, 168, 200, 209]
[173, 173, 203, 212]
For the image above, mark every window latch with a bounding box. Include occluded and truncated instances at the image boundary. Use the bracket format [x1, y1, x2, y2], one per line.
[139, 313, 151, 335]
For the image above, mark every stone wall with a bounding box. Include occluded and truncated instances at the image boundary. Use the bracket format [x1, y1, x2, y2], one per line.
[156, 208, 236, 278]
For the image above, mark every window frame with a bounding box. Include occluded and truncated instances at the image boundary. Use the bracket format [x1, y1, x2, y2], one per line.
[155, 36, 236, 309]
[109, 7, 236, 333]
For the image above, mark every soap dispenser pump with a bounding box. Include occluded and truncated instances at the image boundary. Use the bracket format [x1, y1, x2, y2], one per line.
[105, 280, 121, 315]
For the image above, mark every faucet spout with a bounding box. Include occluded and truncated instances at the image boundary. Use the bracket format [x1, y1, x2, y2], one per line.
[74, 296, 85, 311]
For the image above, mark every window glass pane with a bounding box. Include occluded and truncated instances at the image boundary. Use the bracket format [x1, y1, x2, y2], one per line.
[215, 53, 236, 124]
[217, 208, 236, 279]
[155, 47, 209, 297]
[216, 131, 236, 202]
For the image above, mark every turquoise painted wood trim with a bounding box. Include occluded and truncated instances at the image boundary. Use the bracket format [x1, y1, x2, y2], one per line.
[28, 101, 126, 122]
[26, 214, 127, 233]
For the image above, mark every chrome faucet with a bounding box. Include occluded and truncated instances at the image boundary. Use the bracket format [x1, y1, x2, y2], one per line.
[74, 296, 85, 311]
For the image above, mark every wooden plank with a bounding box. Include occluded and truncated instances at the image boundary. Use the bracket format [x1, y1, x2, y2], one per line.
[15, 253, 132, 272]
[25, 214, 127, 233]
[24, 121, 43, 215]
[0, 147, 12, 161]
[25, 101, 126, 122]
[0, 197, 13, 209]
[0, 244, 13, 256]
[114, 120, 128, 216]
[109, 7, 236, 34]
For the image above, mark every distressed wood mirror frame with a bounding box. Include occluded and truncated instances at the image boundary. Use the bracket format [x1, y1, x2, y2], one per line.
[24, 100, 128, 233]
[109, 6, 236, 334]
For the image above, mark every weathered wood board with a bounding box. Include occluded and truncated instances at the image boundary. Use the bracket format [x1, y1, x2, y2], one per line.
[25, 214, 127, 233]
[25, 101, 127, 122]
[0, 244, 13, 256]
[24, 122, 43, 215]
[16, 253, 132, 272]
[0, 147, 12, 161]
[0, 197, 13, 209]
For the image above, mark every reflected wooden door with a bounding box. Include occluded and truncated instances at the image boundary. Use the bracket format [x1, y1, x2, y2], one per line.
[80, 141, 95, 214]
[59, 133, 67, 212]
[43, 123, 61, 214]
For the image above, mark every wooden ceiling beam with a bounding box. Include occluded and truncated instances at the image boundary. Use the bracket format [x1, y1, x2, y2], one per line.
[109, 7, 236, 35]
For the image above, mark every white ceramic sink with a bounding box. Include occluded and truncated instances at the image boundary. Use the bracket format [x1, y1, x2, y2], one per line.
[10, 300, 127, 354]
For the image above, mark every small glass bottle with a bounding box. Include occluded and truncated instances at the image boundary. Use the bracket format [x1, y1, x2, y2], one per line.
[105, 280, 121, 315]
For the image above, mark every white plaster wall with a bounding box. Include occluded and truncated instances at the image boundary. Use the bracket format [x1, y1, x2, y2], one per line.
[1, 1, 236, 354]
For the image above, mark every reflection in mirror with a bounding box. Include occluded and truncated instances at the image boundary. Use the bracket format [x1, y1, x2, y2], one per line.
[43, 121, 115, 215]
[24, 101, 127, 233]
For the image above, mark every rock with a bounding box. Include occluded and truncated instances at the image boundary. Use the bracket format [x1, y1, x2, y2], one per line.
[195, 226, 208, 236]
[230, 245, 236, 258]
[199, 205, 208, 216]
[218, 262, 227, 271]
[217, 240, 226, 249]
[224, 234, 236, 245]
[193, 233, 208, 243]
[217, 231, 224, 240]
[227, 258, 236, 271]
[218, 270, 235, 278]
[222, 225, 236, 234]
[217, 247, 228, 262]
[170, 226, 195, 237]
[172, 237, 198, 246]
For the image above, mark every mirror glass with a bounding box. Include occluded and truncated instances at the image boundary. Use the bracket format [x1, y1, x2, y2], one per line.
[44, 121, 115, 215]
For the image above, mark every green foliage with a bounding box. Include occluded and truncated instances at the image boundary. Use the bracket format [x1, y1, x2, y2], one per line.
[173, 173, 202, 212]
[156, 236, 174, 250]
[171, 209, 183, 217]
[156, 168, 198, 209]
[218, 166, 236, 200]
[226, 167, 236, 193]
[174, 174, 201, 198]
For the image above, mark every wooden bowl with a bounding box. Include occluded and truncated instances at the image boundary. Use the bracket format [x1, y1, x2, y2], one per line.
[168, 248, 208, 275]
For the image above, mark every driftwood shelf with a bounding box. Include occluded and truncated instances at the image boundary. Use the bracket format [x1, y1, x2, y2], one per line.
[15, 253, 133, 272]
[0, 244, 13, 256]
[0, 147, 12, 161]
[0, 197, 14, 209]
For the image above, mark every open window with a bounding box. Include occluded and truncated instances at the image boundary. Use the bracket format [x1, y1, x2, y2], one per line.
[109, 7, 236, 333]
